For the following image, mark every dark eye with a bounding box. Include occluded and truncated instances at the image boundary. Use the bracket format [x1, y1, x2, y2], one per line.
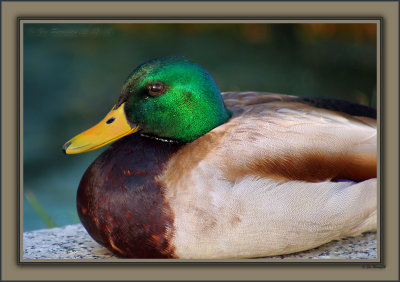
[147, 82, 165, 97]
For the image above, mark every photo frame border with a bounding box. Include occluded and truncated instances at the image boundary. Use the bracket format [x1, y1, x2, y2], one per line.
[2, 1, 396, 280]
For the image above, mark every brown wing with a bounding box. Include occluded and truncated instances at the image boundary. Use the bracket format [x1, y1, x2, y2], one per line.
[167, 92, 376, 184]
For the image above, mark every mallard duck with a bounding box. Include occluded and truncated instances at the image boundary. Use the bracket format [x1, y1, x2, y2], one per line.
[63, 56, 377, 259]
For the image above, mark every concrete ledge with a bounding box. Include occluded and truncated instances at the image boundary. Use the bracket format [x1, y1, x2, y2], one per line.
[23, 224, 377, 260]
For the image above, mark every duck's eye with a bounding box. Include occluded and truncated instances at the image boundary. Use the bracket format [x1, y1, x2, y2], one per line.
[147, 82, 165, 97]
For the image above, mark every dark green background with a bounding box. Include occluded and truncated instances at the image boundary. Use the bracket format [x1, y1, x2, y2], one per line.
[23, 23, 377, 231]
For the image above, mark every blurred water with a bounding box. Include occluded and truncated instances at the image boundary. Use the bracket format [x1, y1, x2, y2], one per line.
[23, 23, 377, 231]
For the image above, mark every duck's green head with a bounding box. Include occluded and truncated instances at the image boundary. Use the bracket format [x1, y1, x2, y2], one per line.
[63, 56, 232, 154]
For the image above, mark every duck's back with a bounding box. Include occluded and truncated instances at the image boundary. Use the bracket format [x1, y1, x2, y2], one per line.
[160, 92, 377, 258]
[165, 92, 377, 184]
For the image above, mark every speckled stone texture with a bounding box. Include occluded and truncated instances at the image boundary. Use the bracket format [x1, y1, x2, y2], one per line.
[23, 224, 377, 260]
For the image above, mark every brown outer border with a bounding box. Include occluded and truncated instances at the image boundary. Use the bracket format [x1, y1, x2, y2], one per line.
[17, 18, 382, 265]
[2, 1, 399, 281]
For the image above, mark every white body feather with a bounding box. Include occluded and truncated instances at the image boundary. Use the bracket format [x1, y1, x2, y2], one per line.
[166, 176, 376, 258]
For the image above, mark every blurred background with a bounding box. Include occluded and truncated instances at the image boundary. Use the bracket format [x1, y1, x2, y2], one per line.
[23, 23, 377, 231]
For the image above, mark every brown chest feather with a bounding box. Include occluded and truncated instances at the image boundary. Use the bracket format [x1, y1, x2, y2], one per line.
[77, 134, 182, 258]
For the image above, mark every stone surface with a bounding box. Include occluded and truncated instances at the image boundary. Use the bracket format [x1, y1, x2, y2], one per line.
[23, 224, 377, 260]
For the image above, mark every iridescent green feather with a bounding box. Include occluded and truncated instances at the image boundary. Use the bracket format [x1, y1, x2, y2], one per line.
[119, 57, 232, 142]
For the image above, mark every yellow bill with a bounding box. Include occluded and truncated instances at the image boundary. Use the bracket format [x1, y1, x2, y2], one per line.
[63, 103, 139, 154]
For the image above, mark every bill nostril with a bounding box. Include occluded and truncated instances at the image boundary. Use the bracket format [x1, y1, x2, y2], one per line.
[106, 117, 116, 124]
